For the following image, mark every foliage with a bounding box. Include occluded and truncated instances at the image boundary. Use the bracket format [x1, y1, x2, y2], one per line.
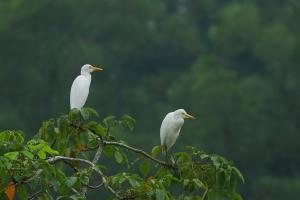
[0, 108, 243, 199]
[0, 0, 300, 199]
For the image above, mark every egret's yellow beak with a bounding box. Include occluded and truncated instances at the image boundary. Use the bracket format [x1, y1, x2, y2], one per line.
[184, 113, 196, 119]
[91, 66, 103, 72]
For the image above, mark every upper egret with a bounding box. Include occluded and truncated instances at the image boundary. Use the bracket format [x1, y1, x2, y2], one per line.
[70, 64, 103, 109]
[160, 109, 195, 153]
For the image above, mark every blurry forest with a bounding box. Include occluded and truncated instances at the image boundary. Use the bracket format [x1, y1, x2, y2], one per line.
[0, 0, 300, 199]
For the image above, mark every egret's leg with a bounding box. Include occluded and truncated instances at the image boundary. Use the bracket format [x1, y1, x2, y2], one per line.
[165, 150, 171, 165]
[165, 151, 168, 164]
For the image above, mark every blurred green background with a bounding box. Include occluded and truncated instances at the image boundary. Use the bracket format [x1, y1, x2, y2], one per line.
[1, 0, 300, 199]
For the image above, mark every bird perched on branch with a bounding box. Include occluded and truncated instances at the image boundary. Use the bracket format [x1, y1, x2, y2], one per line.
[70, 64, 103, 110]
[160, 109, 195, 154]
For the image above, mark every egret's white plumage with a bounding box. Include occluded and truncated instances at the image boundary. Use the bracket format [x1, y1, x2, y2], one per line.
[160, 109, 195, 152]
[70, 64, 102, 109]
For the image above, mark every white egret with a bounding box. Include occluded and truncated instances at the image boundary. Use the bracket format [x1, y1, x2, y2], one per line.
[160, 109, 195, 153]
[70, 64, 103, 109]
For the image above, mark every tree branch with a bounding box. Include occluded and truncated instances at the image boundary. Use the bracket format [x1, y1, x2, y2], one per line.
[15, 169, 43, 186]
[103, 141, 176, 169]
[81, 137, 104, 196]
[47, 156, 121, 199]
[86, 182, 104, 189]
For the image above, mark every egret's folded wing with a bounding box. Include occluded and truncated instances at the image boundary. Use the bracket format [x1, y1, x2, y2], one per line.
[70, 75, 90, 109]
[160, 113, 173, 146]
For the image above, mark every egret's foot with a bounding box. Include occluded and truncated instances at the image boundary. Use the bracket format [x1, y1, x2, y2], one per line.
[170, 156, 175, 165]
[164, 151, 175, 166]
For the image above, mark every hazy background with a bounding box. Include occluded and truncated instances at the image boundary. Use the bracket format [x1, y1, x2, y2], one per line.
[1, 0, 300, 199]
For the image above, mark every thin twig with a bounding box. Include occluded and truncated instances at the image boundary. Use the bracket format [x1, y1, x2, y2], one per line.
[47, 156, 121, 199]
[81, 137, 104, 196]
[202, 187, 208, 200]
[28, 185, 53, 200]
[86, 182, 104, 189]
[28, 189, 42, 200]
[16, 169, 43, 186]
[103, 141, 176, 169]
[63, 160, 79, 172]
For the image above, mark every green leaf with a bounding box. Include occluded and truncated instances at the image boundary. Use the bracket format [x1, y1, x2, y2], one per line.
[79, 131, 90, 145]
[103, 146, 114, 157]
[232, 167, 244, 183]
[156, 168, 171, 178]
[114, 151, 123, 164]
[211, 155, 222, 170]
[37, 150, 46, 159]
[151, 145, 162, 157]
[1, 174, 11, 188]
[155, 189, 165, 200]
[103, 116, 117, 127]
[128, 177, 140, 187]
[4, 152, 19, 160]
[193, 178, 204, 189]
[216, 171, 225, 188]
[70, 195, 85, 200]
[86, 121, 105, 137]
[183, 179, 190, 187]
[80, 107, 99, 120]
[23, 150, 34, 159]
[139, 161, 150, 176]
[43, 145, 59, 155]
[69, 108, 81, 122]
[120, 115, 136, 131]
[232, 192, 243, 200]
[175, 152, 191, 164]
[82, 107, 99, 118]
[17, 184, 28, 200]
[66, 177, 78, 188]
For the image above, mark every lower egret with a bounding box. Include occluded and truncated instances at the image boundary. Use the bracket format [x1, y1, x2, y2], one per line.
[160, 109, 195, 153]
[70, 64, 103, 109]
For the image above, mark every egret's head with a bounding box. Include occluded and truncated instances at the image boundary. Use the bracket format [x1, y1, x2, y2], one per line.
[81, 64, 103, 74]
[174, 109, 195, 119]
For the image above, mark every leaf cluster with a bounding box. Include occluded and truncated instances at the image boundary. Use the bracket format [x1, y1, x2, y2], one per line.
[0, 108, 243, 200]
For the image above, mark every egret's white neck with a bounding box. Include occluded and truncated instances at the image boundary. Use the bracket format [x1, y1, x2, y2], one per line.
[81, 70, 91, 78]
